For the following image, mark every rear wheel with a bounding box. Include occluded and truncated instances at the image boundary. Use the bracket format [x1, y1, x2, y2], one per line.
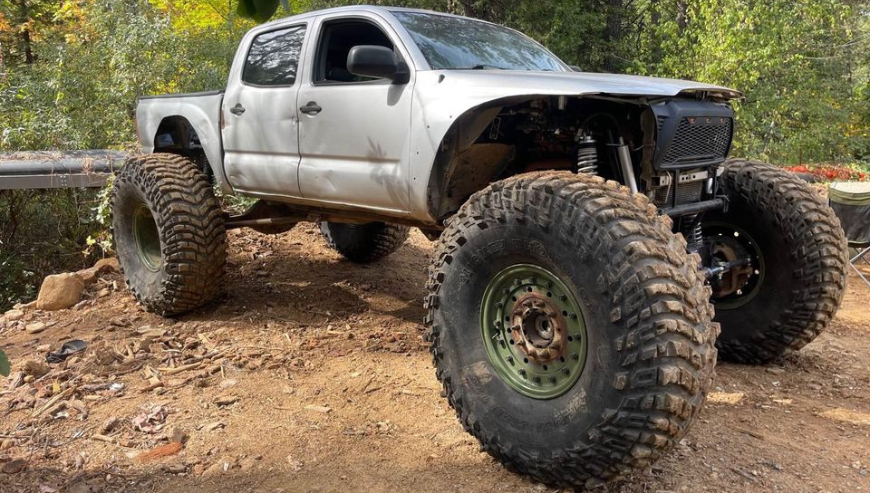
[112, 153, 227, 316]
[704, 159, 848, 363]
[320, 221, 409, 263]
[426, 171, 718, 488]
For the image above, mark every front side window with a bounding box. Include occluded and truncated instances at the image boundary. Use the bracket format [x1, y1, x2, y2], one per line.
[315, 21, 395, 83]
[393, 12, 566, 72]
[243, 25, 306, 86]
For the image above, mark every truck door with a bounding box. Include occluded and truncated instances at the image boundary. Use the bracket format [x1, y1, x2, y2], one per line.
[296, 14, 414, 213]
[222, 23, 309, 197]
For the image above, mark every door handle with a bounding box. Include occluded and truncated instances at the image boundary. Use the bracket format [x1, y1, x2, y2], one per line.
[299, 102, 322, 115]
[229, 104, 245, 115]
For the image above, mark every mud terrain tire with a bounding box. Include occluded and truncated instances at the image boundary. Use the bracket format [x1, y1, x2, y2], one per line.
[112, 153, 227, 316]
[320, 221, 409, 263]
[705, 159, 848, 363]
[425, 171, 718, 488]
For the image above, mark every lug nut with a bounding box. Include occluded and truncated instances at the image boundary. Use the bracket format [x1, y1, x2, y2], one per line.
[518, 369, 527, 377]
[562, 368, 570, 375]
[506, 356, 514, 364]
[571, 353, 580, 361]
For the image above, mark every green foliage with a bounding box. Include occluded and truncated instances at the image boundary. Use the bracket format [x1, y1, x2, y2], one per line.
[0, 350, 9, 377]
[84, 175, 115, 258]
[631, 0, 868, 163]
[0, 188, 106, 311]
[0, 0, 239, 151]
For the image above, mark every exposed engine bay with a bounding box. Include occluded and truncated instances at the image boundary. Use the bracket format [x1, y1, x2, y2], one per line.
[430, 94, 752, 295]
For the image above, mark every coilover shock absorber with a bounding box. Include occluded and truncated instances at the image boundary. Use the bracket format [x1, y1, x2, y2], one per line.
[680, 214, 704, 253]
[575, 132, 598, 174]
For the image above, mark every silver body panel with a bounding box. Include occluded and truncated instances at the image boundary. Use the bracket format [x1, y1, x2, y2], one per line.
[136, 92, 227, 192]
[136, 5, 740, 224]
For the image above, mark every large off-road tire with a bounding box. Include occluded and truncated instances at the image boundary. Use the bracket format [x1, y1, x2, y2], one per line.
[319, 221, 409, 263]
[425, 171, 719, 488]
[704, 159, 848, 363]
[112, 153, 227, 316]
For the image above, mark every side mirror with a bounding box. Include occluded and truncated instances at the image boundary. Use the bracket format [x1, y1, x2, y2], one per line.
[347, 45, 408, 83]
[569, 65, 582, 72]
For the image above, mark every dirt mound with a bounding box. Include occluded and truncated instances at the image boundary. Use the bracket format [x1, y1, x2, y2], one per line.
[1, 224, 869, 493]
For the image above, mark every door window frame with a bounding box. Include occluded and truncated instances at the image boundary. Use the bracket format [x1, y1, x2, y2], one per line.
[306, 13, 415, 88]
[239, 22, 310, 89]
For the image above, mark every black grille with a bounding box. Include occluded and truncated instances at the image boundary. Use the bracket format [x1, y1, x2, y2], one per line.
[662, 117, 733, 167]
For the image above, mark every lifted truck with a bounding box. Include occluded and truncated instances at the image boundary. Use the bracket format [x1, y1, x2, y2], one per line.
[114, 5, 849, 488]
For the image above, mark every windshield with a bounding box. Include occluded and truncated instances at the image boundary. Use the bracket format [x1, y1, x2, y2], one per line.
[393, 12, 567, 72]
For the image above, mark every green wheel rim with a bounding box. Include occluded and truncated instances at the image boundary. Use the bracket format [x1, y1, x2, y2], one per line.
[704, 221, 765, 310]
[480, 264, 588, 399]
[132, 205, 162, 272]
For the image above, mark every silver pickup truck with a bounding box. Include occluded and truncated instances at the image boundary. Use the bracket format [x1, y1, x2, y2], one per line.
[114, 5, 848, 488]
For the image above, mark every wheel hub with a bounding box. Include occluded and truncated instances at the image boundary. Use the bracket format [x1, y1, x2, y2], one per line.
[709, 237, 753, 298]
[702, 221, 764, 309]
[509, 294, 567, 363]
[480, 264, 588, 399]
[132, 205, 162, 272]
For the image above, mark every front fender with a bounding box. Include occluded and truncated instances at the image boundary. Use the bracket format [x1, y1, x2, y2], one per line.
[407, 71, 739, 222]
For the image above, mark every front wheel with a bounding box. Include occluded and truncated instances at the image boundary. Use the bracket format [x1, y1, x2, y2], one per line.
[425, 172, 718, 488]
[704, 159, 848, 363]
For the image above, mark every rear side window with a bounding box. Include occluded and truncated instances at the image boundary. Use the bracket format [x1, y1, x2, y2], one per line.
[243, 25, 306, 86]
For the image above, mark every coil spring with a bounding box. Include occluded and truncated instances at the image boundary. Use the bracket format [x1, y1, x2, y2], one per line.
[681, 214, 704, 252]
[576, 136, 598, 174]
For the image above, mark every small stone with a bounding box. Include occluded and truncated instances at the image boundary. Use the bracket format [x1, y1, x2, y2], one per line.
[192, 463, 205, 476]
[765, 367, 786, 374]
[97, 288, 110, 298]
[162, 463, 187, 474]
[218, 379, 238, 389]
[3, 309, 24, 322]
[304, 404, 332, 413]
[1, 458, 27, 474]
[0, 439, 14, 450]
[202, 462, 225, 476]
[26, 322, 48, 334]
[101, 417, 120, 433]
[204, 421, 226, 432]
[214, 395, 239, 407]
[93, 257, 119, 274]
[239, 457, 258, 471]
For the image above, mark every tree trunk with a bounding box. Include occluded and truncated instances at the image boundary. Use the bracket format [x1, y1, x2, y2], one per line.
[603, 0, 623, 73]
[677, 0, 688, 34]
[21, 29, 34, 65]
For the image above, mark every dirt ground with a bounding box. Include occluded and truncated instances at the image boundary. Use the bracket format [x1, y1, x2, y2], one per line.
[1, 225, 869, 493]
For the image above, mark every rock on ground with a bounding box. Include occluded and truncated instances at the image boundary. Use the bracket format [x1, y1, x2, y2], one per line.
[36, 272, 85, 311]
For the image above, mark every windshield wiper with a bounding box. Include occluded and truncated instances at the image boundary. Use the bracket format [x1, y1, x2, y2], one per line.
[446, 64, 510, 71]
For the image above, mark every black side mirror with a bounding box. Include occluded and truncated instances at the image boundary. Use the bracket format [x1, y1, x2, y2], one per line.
[347, 45, 408, 83]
